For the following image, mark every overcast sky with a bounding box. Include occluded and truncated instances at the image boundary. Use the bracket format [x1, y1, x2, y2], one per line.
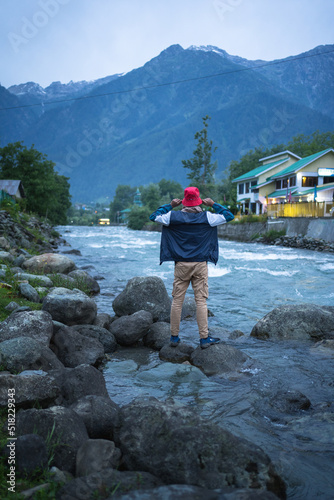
[1, 0, 333, 88]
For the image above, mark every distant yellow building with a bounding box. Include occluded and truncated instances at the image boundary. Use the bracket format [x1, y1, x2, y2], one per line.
[98, 218, 110, 225]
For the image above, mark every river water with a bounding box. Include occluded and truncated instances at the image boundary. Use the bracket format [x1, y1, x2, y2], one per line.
[57, 225, 334, 499]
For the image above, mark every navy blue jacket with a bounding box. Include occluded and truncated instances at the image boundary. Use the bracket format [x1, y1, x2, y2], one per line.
[149, 203, 234, 265]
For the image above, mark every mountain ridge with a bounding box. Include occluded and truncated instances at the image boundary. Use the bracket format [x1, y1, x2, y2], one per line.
[1, 44, 333, 202]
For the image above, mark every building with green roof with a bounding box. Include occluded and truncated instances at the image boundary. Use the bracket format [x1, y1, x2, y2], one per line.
[232, 148, 334, 215]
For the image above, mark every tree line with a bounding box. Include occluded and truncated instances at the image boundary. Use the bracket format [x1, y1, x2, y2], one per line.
[0, 141, 71, 225]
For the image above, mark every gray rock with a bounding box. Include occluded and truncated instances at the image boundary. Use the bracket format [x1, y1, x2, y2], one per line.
[61, 249, 82, 256]
[72, 324, 117, 353]
[14, 272, 53, 287]
[109, 310, 153, 346]
[0, 236, 10, 250]
[112, 276, 171, 322]
[70, 395, 120, 439]
[143, 322, 170, 350]
[50, 364, 109, 406]
[0, 310, 53, 345]
[4, 301, 19, 312]
[18, 282, 41, 303]
[68, 269, 100, 294]
[51, 326, 105, 368]
[16, 406, 89, 474]
[0, 371, 61, 409]
[42, 287, 97, 325]
[0, 337, 64, 373]
[3, 434, 48, 475]
[190, 343, 251, 376]
[76, 439, 122, 477]
[181, 297, 197, 319]
[56, 469, 163, 499]
[251, 304, 334, 341]
[269, 390, 311, 413]
[22, 253, 76, 274]
[0, 251, 14, 264]
[13, 255, 26, 267]
[114, 399, 286, 498]
[159, 343, 194, 363]
[93, 313, 112, 329]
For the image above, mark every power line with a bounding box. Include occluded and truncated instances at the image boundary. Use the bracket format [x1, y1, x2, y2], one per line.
[1, 48, 334, 112]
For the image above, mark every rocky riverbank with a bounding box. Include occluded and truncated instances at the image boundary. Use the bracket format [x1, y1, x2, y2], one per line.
[0, 214, 333, 499]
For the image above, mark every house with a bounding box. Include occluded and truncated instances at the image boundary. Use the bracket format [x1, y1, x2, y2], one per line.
[232, 151, 300, 214]
[0, 180, 25, 201]
[232, 148, 334, 216]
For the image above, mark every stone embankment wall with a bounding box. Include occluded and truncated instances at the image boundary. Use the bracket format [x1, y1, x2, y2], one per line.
[218, 218, 334, 243]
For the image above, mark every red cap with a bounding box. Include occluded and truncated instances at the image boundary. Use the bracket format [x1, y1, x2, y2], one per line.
[182, 187, 202, 207]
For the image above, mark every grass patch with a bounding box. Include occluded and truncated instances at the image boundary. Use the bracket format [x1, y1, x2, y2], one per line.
[0, 288, 42, 321]
[261, 229, 286, 243]
[231, 214, 268, 224]
[48, 273, 91, 296]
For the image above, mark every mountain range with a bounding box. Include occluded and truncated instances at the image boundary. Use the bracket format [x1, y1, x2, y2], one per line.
[1, 43, 333, 202]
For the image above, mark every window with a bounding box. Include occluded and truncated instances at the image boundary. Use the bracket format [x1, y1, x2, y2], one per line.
[324, 176, 334, 184]
[290, 176, 296, 187]
[282, 179, 288, 188]
[302, 176, 318, 187]
[275, 180, 281, 189]
[238, 184, 244, 195]
[251, 180, 257, 187]
[245, 182, 250, 193]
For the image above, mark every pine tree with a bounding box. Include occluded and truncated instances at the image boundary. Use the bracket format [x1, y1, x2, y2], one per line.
[182, 115, 217, 187]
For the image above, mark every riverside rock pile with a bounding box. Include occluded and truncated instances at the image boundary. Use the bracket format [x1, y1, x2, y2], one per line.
[258, 234, 334, 253]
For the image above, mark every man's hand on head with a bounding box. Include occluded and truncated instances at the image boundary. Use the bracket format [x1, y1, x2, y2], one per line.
[202, 198, 214, 207]
[171, 199, 182, 208]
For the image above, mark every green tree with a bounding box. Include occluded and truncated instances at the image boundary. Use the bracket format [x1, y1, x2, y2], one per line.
[140, 183, 161, 211]
[182, 115, 217, 187]
[127, 206, 151, 230]
[109, 184, 137, 221]
[158, 179, 183, 202]
[0, 141, 71, 224]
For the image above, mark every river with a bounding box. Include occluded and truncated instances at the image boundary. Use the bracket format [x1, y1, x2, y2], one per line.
[57, 225, 334, 500]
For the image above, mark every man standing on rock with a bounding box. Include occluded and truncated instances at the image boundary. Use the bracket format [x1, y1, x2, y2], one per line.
[149, 186, 234, 349]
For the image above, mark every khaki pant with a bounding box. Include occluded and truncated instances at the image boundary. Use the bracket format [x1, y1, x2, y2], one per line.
[170, 261, 209, 339]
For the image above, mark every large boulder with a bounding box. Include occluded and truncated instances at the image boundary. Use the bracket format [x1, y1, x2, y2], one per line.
[51, 326, 105, 368]
[109, 310, 153, 346]
[70, 395, 120, 439]
[2, 434, 48, 476]
[112, 276, 171, 322]
[72, 324, 117, 353]
[190, 343, 251, 376]
[0, 310, 53, 345]
[159, 343, 194, 363]
[49, 364, 109, 406]
[0, 371, 60, 409]
[16, 406, 89, 474]
[114, 399, 286, 498]
[0, 337, 64, 373]
[68, 269, 100, 295]
[42, 287, 97, 325]
[76, 439, 122, 477]
[251, 304, 334, 341]
[22, 253, 76, 274]
[18, 282, 40, 303]
[143, 322, 170, 350]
